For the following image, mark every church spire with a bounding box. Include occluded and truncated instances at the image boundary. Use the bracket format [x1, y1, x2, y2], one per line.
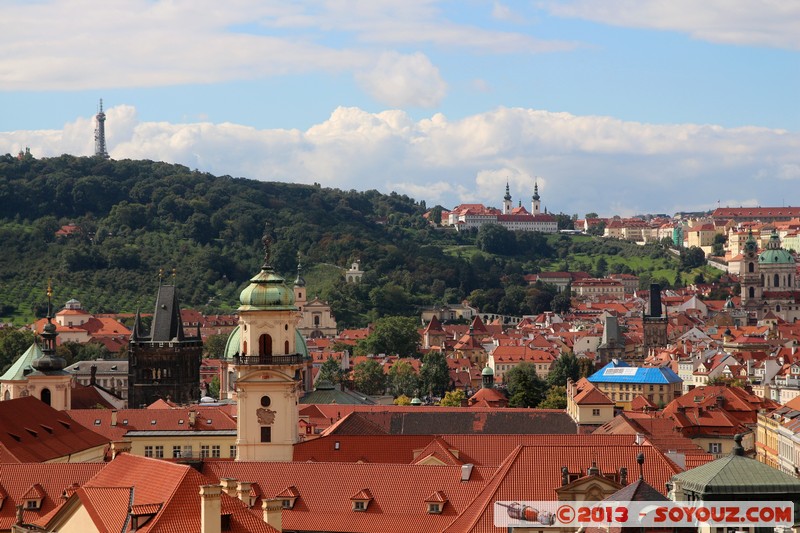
[32, 280, 66, 372]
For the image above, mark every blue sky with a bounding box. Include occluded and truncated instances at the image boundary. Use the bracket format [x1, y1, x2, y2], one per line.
[2, 0, 799, 217]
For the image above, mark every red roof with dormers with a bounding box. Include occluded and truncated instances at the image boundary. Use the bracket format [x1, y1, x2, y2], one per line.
[441, 443, 681, 533]
[0, 397, 109, 463]
[35, 454, 276, 533]
[204, 460, 494, 533]
[0, 463, 105, 530]
[66, 406, 236, 441]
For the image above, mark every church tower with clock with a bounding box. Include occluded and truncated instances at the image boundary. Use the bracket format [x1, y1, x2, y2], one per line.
[226, 233, 309, 461]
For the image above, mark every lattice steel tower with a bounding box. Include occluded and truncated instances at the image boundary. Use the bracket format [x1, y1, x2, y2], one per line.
[94, 99, 109, 159]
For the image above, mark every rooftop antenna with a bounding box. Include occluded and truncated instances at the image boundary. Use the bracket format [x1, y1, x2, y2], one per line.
[94, 99, 109, 159]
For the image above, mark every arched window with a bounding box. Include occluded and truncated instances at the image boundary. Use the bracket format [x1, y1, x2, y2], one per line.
[775, 274, 780, 287]
[749, 287, 755, 299]
[285, 340, 290, 354]
[749, 262, 755, 273]
[3, 390, 9, 401]
[777, 305, 782, 312]
[259, 334, 273, 357]
[314, 315, 320, 326]
[41, 388, 51, 406]
[243, 340, 247, 355]
[761, 274, 765, 286]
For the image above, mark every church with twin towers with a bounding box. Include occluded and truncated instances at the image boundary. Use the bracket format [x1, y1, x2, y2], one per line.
[442, 181, 559, 233]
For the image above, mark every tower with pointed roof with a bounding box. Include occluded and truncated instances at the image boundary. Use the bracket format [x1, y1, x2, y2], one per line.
[503, 182, 512, 214]
[227, 231, 310, 461]
[128, 272, 202, 408]
[1, 282, 72, 409]
[531, 181, 541, 215]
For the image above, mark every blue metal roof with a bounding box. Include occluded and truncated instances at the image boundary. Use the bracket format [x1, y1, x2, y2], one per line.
[587, 360, 682, 385]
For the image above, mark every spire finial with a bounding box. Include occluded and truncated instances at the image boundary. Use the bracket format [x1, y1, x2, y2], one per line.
[158, 268, 164, 285]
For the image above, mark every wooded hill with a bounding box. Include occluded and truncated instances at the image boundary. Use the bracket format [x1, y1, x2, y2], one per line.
[0, 154, 704, 327]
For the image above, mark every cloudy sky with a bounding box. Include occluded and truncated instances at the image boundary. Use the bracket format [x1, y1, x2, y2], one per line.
[2, 0, 799, 217]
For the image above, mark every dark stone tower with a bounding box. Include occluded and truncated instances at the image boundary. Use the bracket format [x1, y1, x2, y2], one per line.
[128, 282, 202, 407]
[642, 283, 668, 355]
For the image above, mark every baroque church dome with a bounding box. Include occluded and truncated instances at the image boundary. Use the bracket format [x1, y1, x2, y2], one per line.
[758, 231, 795, 265]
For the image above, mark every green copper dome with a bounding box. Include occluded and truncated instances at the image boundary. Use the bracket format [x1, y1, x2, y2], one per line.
[238, 266, 296, 310]
[482, 364, 494, 376]
[759, 231, 794, 264]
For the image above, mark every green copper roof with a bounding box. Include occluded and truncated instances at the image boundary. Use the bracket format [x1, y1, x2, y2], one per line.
[238, 266, 295, 311]
[759, 231, 794, 264]
[759, 249, 795, 264]
[0, 342, 43, 381]
[223, 325, 241, 359]
[672, 454, 800, 495]
[482, 365, 494, 376]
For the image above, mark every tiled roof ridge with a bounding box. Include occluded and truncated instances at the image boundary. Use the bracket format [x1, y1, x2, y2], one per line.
[134, 456, 192, 532]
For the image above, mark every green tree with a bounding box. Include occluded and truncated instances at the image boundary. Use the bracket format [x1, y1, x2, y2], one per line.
[352, 359, 385, 395]
[357, 316, 420, 357]
[317, 356, 346, 385]
[394, 394, 412, 405]
[585, 212, 599, 219]
[538, 386, 567, 409]
[203, 333, 229, 358]
[594, 257, 608, 278]
[207, 375, 220, 399]
[547, 353, 580, 386]
[476, 223, 516, 255]
[587, 220, 606, 236]
[680, 246, 706, 269]
[506, 362, 548, 408]
[419, 351, 450, 397]
[0, 329, 35, 372]
[439, 389, 465, 407]
[551, 288, 572, 314]
[388, 359, 419, 397]
[577, 357, 595, 379]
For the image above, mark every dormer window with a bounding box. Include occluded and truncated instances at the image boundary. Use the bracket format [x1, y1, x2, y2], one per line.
[425, 491, 447, 514]
[22, 484, 44, 510]
[350, 489, 373, 512]
[275, 486, 299, 509]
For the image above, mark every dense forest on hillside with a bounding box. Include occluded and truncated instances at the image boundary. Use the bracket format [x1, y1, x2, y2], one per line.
[0, 154, 706, 327]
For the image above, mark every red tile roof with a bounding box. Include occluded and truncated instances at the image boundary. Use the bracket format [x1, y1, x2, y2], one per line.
[67, 406, 236, 441]
[0, 463, 105, 530]
[204, 461, 494, 533]
[0, 397, 109, 463]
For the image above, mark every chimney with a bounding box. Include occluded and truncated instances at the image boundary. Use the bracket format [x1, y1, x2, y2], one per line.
[619, 467, 628, 486]
[715, 395, 724, 408]
[189, 410, 197, 427]
[561, 466, 569, 486]
[90, 365, 98, 386]
[262, 499, 282, 532]
[237, 481, 253, 507]
[111, 410, 117, 427]
[199, 484, 222, 533]
[219, 478, 238, 498]
[634, 433, 645, 446]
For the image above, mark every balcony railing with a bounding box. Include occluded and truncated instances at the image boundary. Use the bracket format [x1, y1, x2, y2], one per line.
[233, 353, 304, 366]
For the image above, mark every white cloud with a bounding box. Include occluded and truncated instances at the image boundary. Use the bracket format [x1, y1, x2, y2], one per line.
[4, 104, 800, 218]
[542, 0, 800, 49]
[0, 0, 573, 92]
[356, 52, 448, 108]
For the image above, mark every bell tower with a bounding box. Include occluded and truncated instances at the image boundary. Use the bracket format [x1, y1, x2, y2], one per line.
[503, 182, 512, 214]
[532, 181, 541, 215]
[740, 230, 762, 308]
[231, 232, 307, 461]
